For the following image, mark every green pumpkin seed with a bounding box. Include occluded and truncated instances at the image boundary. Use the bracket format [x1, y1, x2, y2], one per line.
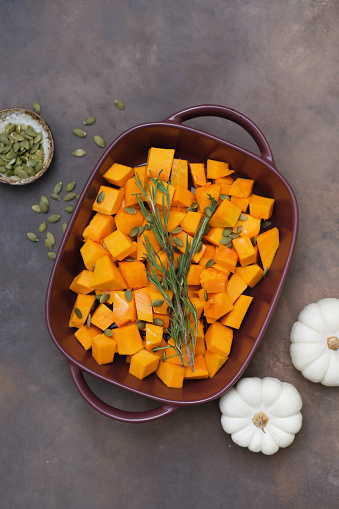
[10, 132, 24, 142]
[83, 116, 96, 125]
[125, 289, 133, 302]
[263, 267, 269, 277]
[223, 227, 233, 237]
[220, 194, 231, 201]
[65, 181, 76, 192]
[197, 241, 203, 252]
[32, 204, 41, 213]
[171, 226, 182, 234]
[73, 128, 87, 138]
[33, 133, 42, 144]
[53, 181, 63, 194]
[61, 222, 68, 233]
[252, 236, 257, 246]
[94, 135, 105, 148]
[230, 233, 239, 239]
[144, 223, 151, 231]
[74, 307, 82, 319]
[204, 207, 212, 218]
[174, 237, 184, 247]
[137, 226, 145, 236]
[39, 222, 47, 233]
[33, 102, 41, 114]
[137, 321, 146, 330]
[204, 290, 208, 302]
[96, 191, 105, 203]
[239, 213, 248, 221]
[124, 257, 135, 262]
[261, 220, 271, 229]
[27, 232, 39, 242]
[40, 195, 50, 207]
[203, 224, 211, 236]
[153, 318, 163, 327]
[130, 226, 139, 238]
[45, 239, 53, 251]
[86, 313, 91, 328]
[219, 237, 232, 246]
[124, 206, 136, 214]
[73, 149, 86, 157]
[237, 225, 243, 234]
[191, 201, 199, 210]
[100, 293, 110, 304]
[114, 99, 125, 111]
[34, 162, 43, 174]
[48, 252, 56, 261]
[5, 170, 14, 177]
[104, 329, 113, 337]
[173, 245, 181, 253]
[205, 259, 214, 268]
[65, 205, 74, 213]
[48, 214, 61, 223]
[51, 193, 61, 201]
[64, 192, 76, 202]
[39, 201, 49, 213]
[5, 124, 16, 135]
[151, 299, 164, 308]
[10, 175, 20, 182]
[144, 215, 152, 223]
[46, 232, 55, 245]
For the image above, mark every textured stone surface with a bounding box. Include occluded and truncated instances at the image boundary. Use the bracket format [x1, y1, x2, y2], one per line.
[1, 1, 338, 508]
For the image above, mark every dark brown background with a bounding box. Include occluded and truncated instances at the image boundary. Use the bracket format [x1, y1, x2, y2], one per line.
[1, 1, 338, 508]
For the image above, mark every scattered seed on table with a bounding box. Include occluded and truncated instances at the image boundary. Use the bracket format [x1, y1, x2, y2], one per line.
[46, 232, 55, 245]
[48, 252, 56, 261]
[27, 232, 39, 242]
[65, 206, 74, 213]
[65, 181, 76, 192]
[53, 181, 63, 194]
[51, 193, 61, 201]
[61, 222, 68, 233]
[32, 204, 41, 213]
[64, 192, 76, 201]
[83, 116, 96, 125]
[73, 128, 87, 138]
[73, 149, 86, 157]
[94, 135, 105, 148]
[48, 213, 61, 223]
[114, 100, 125, 111]
[39, 222, 47, 233]
[45, 238, 53, 251]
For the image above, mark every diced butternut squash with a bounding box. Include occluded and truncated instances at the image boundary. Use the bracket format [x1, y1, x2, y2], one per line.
[114, 207, 144, 236]
[145, 323, 163, 351]
[226, 272, 248, 303]
[180, 211, 204, 236]
[208, 198, 241, 228]
[194, 183, 220, 213]
[137, 229, 161, 260]
[232, 236, 257, 267]
[229, 178, 254, 198]
[129, 349, 160, 380]
[74, 324, 101, 350]
[204, 349, 228, 377]
[206, 159, 233, 179]
[156, 360, 185, 388]
[134, 287, 153, 322]
[134, 164, 147, 187]
[69, 270, 95, 294]
[171, 159, 188, 189]
[214, 245, 238, 272]
[82, 212, 116, 242]
[148, 181, 175, 210]
[189, 162, 207, 188]
[119, 260, 148, 289]
[249, 194, 274, 220]
[104, 230, 135, 261]
[146, 147, 175, 182]
[69, 294, 96, 328]
[167, 209, 186, 231]
[204, 321, 233, 357]
[146, 249, 168, 277]
[200, 267, 228, 293]
[184, 355, 208, 379]
[148, 282, 172, 314]
[80, 239, 108, 271]
[91, 255, 127, 291]
[90, 303, 115, 331]
[153, 312, 170, 328]
[92, 185, 124, 215]
[124, 177, 142, 207]
[198, 243, 216, 266]
[256, 227, 279, 269]
[171, 184, 194, 208]
[220, 295, 253, 329]
[111, 290, 137, 327]
[204, 292, 234, 321]
[92, 334, 117, 365]
[234, 214, 261, 239]
[113, 323, 144, 355]
[230, 195, 251, 212]
[103, 162, 134, 187]
[235, 264, 264, 288]
[187, 264, 204, 285]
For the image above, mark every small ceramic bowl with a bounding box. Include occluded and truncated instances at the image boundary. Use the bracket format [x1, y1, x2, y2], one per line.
[0, 108, 54, 185]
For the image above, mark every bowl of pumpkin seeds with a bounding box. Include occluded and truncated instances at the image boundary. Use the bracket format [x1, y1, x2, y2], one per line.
[0, 107, 54, 185]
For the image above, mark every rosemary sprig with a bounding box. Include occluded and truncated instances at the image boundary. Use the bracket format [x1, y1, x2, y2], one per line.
[133, 172, 218, 370]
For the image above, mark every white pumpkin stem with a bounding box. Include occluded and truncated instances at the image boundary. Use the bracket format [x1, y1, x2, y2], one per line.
[252, 411, 269, 433]
[327, 336, 339, 351]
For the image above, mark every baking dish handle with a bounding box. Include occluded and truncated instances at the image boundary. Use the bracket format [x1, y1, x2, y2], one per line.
[165, 104, 274, 164]
[68, 362, 178, 423]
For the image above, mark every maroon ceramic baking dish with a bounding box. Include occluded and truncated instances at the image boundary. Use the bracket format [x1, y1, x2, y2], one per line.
[45, 105, 298, 423]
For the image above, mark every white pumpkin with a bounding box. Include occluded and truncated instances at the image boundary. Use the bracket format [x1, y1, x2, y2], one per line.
[290, 298, 339, 386]
[219, 377, 303, 455]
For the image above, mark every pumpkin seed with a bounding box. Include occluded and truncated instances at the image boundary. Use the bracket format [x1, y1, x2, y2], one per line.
[204, 207, 212, 218]
[61, 222, 68, 233]
[33, 102, 41, 114]
[48, 252, 56, 261]
[219, 237, 232, 246]
[191, 201, 199, 210]
[51, 193, 61, 201]
[104, 329, 113, 337]
[124, 257, 135, 262]
[100, 293, 110, 304]
[94, 135, 105, 148]
[223, 227, 233, 237]
[64, 192, 76, 201]
[73, 128, 87, 138]
[203, 225, 211, 236]
[53, 181, 63, 194]
[252, 236, 257, 246]
[96, 191, 104, 203]
[74, 307, 82, 319]
[130, 226, 139, 238]
[32, 204, 41, 213]
[151, 299, 164, 308]
[46, 232, 55, 245]
[144, 215, 152, 223]
[237, 225, 243, 234]
[83, 116, 96, 125]
[10, 175, 20, 182]
[263, 267, 269, 277]
[124, 206, 136, 214]
[171, 226, 182, 234]
[73, 149, 86, 157]
[173, 237, 184, 248]
[114, 99, 125, 111]
[5, 124, 16, 135]
[144, 223, 151, 231]
[65, 205, 74, 213]
[197, 241, 203, 252]
[45, 239, 53, 251]
[261, 220, 271, 229]
[239, 213, 248, 221]
[48, 213, 61, 223]
[65, 181, 76, 192]
[39, 201, 49, 213]
[153, 318, 163, 326]
[230, 233, 240, 239]
[173, 245, 181, 253]
[16, 169, 29, 179]
[86, 313, 91, 328]
[220, 194, 231, 200]
[27, 232, 39, 242]
[125, 289, 133, 302]
[33, 133, 42, 144]
[204, 290, 208, 302]
[205, 259, 214, 268]
[137, 226, 145, 236]
[40, 195, 50, 207]
[39, 222, 47, 233]
[11, 132, 25, 142]
[137, 321, 146, 330]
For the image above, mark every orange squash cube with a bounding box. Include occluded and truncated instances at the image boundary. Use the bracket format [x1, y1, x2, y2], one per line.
[91, 255, 127, 291]
[200, 267, 228, 293]
[134, 164, 147, 187]
[119, 260, 148, 289]
[198, 243, 216, 266]
[113, 323, 144, 355]
[69, 270, 95, 294]
[114, 207, 144, 236]
[205, 321, 233, 357]
[204, 292, 234, 320]
[187, 264, 204, 285]
[184, 354, 208, 379]
[167, 209, 186, 231]
[232, 236, 257, 267]
[230, 195, 251, 212]
[249, 194, 275, 220]
[129, 349, 160, 380]
[103, 162, 134, 187]
[148, 181, 175, 210]
[148, 282, 173, 314]
[92, 334, 117, 365]
[69, 294, 96, 328]
[206, 159, 233, 179]
[90, 303, 115, 331]
[214, 245, 238, 272]
[171, 184, 194, 208]
[208, 198, 241, 228]
[235, 264, 264, 288]
[145, 323, 163, 351]
[234, 214, 261, 239]
[257, 227, 279, 269]
[171, 159, 188, 189]
[220, 295, 253, 329]
[146, 147, 175, 182]
[189, 162, 207, 188]
[156, 360, 185, 388]
[104, 230, 135, 261]
[80, 239, 108, 271]
[92, 185, 124, 215]
[146, 249, 168, 277]
[82, 212, 116, 243]
[134, 287, 153, 322]
[226, 272, 248, 302]
[194, 183, 220, 213]
[137, 229, 161, 260]
[124, 177, 142, 207]
[111, 290, 137, 327]
[229, 178, 254, 198]
[204, 349, 228, 377]
[180, 211, 204, 236]
[74, 324, 101, 350]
